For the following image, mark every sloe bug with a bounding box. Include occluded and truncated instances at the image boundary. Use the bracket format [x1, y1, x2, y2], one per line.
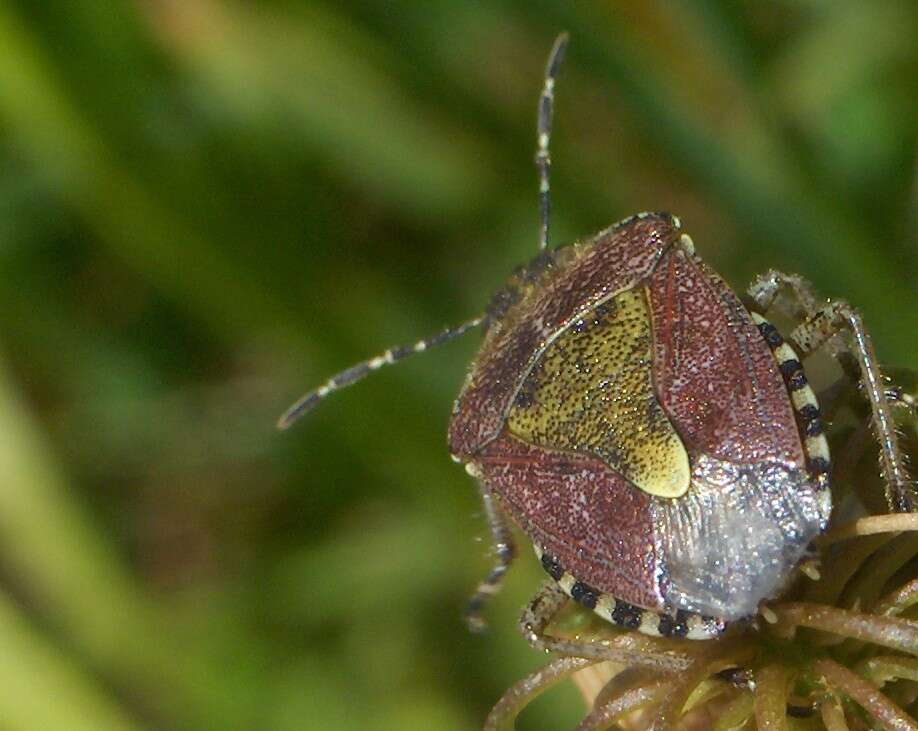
[279, 33, 912, 658]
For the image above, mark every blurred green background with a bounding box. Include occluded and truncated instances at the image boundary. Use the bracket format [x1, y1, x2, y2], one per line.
[0, 1, 915, 730]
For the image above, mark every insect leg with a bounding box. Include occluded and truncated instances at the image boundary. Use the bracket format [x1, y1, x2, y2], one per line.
[536, 33, 569, 252]
[747, 269, 823, 321]
[788, 300, 914, 512]
[277, 315, 482, 429]
[519, 582, 691, 670]
[749, 270, 913, 512]
[464, 486, 517, 633]
[749, 269, 852, 382]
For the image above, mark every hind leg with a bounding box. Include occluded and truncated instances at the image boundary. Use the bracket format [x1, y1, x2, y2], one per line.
[748, 270, 914, 512]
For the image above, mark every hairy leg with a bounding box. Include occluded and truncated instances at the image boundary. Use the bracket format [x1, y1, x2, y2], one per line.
[748, 270, 914, 512]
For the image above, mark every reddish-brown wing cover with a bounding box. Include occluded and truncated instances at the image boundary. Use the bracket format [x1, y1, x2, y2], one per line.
[648, 249, 805, 468]
[476, 435, 664, 608]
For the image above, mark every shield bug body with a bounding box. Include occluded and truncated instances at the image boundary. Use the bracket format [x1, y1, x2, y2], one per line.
[450, 210, 831, 640]
[280, 34, 910, 655]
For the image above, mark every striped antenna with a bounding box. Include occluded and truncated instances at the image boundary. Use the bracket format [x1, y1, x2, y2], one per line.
[536, 32, 569, 251]
[277, 316, 484, 429]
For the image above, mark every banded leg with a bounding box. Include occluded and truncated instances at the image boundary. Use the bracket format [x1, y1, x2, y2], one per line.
[519, 582, 692, 671]
[464, 486, 516, 632]
[535, 33, 569, 251]
[748, 270, 914, 512]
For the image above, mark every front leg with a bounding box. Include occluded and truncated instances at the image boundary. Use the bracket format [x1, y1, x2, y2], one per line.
[748, 270, 914, 513]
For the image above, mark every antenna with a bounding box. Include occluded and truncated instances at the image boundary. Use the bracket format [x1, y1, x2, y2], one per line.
[277, 316, 483, 429]
[536, 32, 570, 251]
[279, 36, 572, 429]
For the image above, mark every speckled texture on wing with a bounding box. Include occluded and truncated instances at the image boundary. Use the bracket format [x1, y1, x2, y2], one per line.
[506, 287, 689, 498]
[648, 248, 806, 468]
[644, 246, 821, 619]
[449, 214, 680, 458]
[475, 434, 665, 609]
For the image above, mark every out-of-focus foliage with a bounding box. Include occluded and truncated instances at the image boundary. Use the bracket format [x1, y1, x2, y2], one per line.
[0, 2, 914, 730]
